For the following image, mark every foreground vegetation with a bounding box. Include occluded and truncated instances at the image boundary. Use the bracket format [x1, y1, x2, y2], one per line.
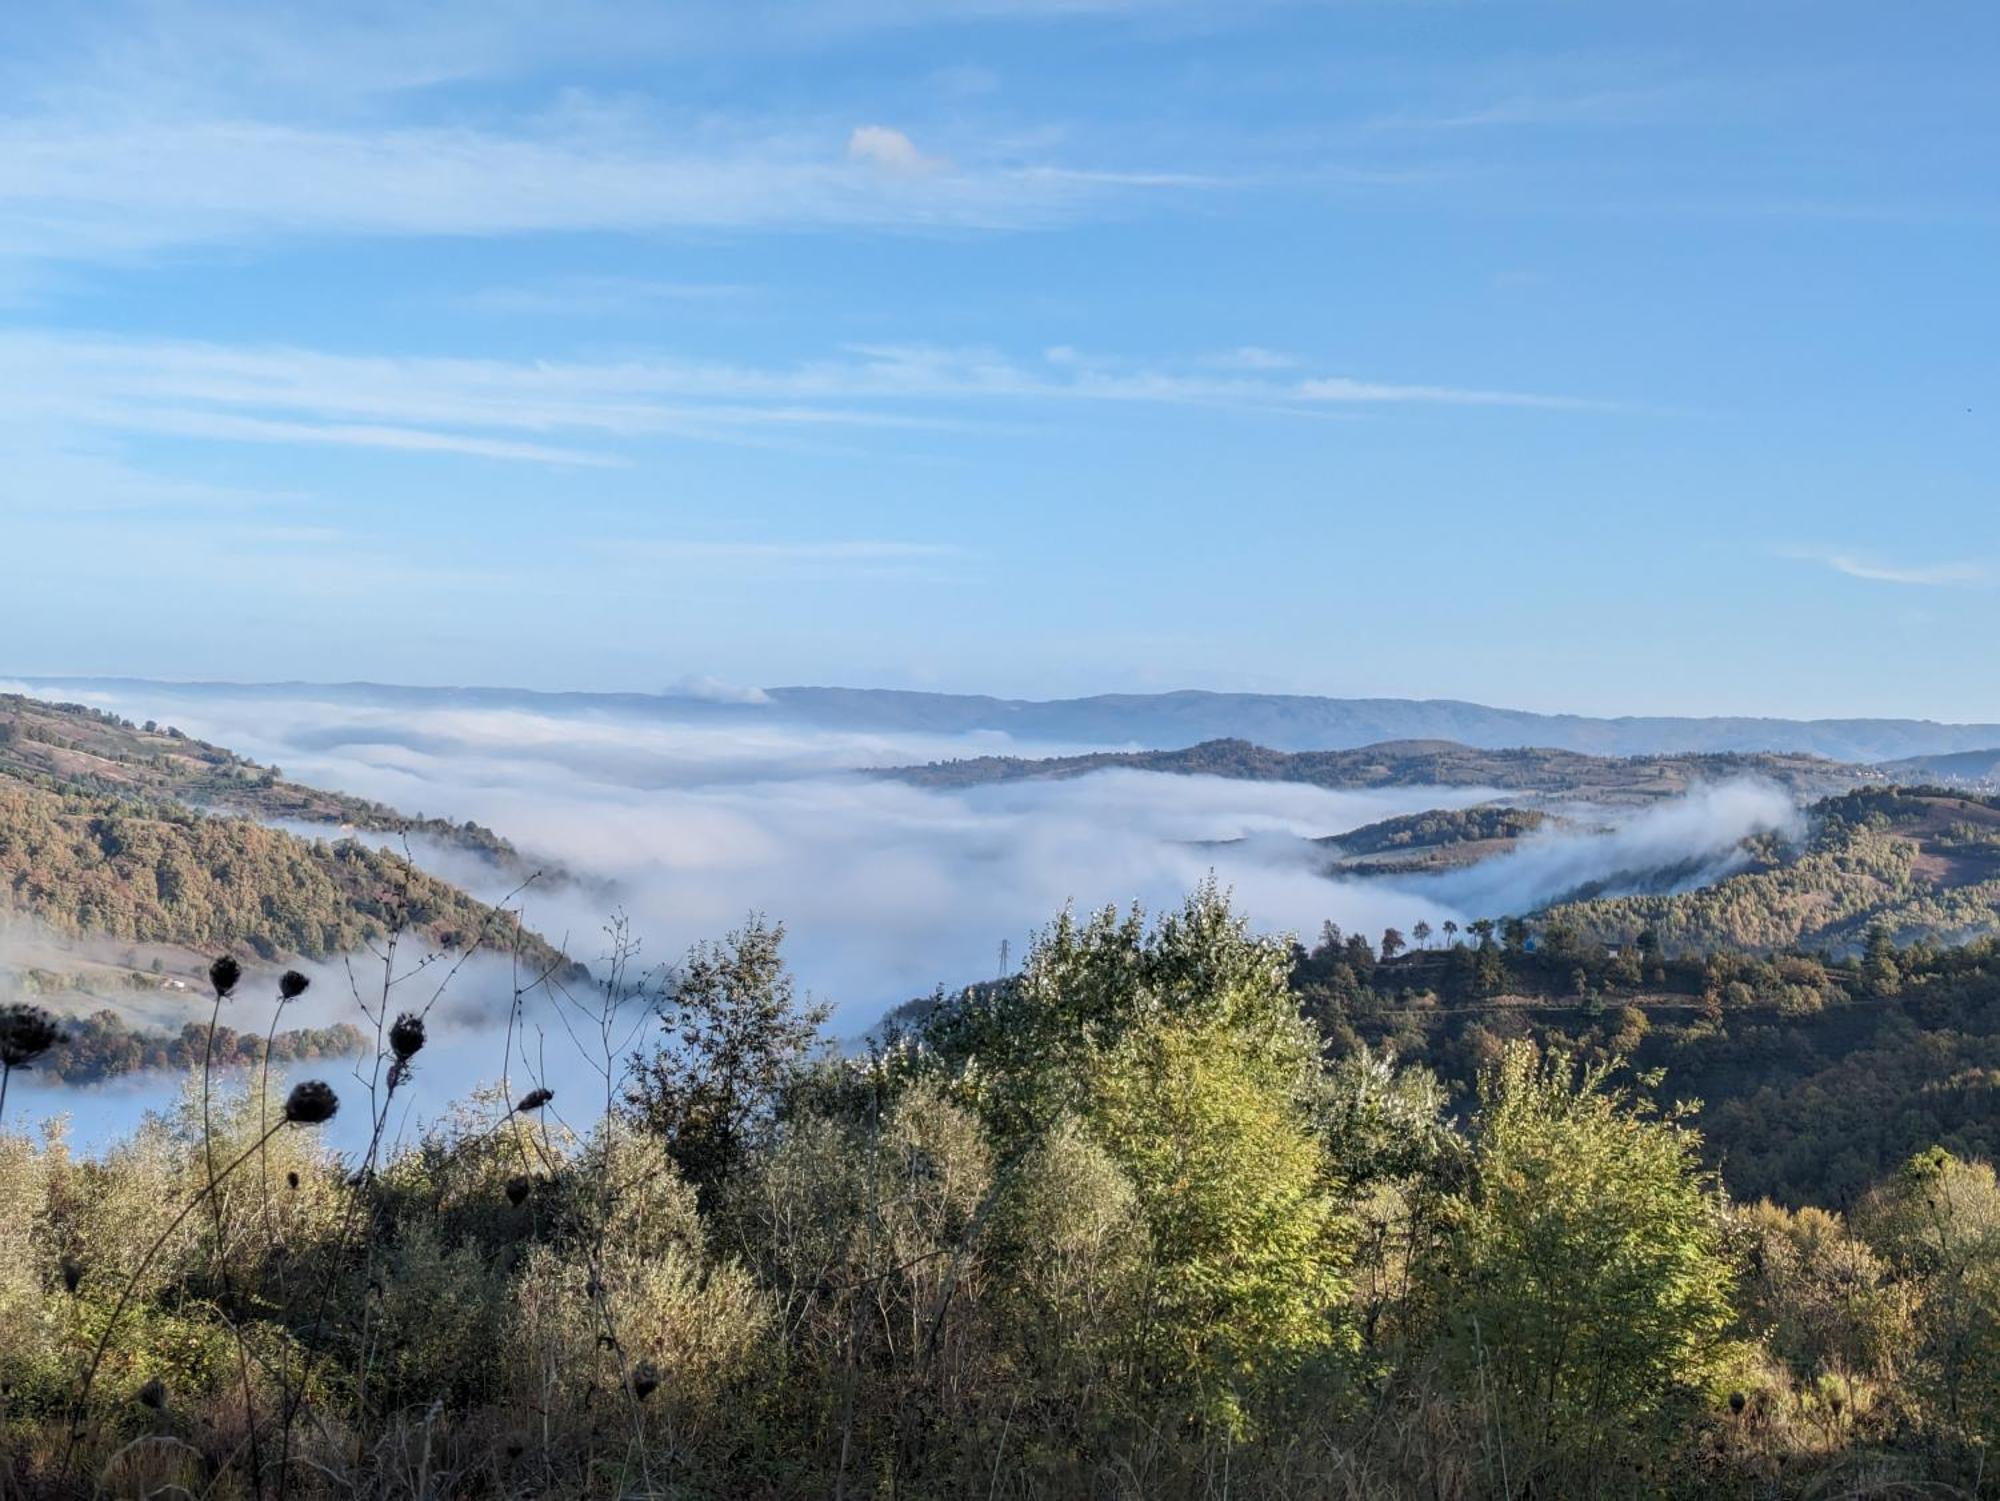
[5, 886, 2000, 1497]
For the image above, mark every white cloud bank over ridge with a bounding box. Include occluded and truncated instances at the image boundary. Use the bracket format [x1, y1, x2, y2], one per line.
[37, 683, 1804, 1028]
[0, 681, 1810, 1154]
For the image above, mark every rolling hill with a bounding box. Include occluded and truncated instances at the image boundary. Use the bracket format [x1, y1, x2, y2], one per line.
[1546, 786, 2000, 955]
[1881, 748, 2000, 790]
[878, 736, 1874, 804]
[0, 692, 524, 869]
[0, 692, 580, 1046]
[1313, 804, 1564, 875]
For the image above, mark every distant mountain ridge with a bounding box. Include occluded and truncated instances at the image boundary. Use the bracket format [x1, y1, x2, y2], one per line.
[18, 676, 2000, 763]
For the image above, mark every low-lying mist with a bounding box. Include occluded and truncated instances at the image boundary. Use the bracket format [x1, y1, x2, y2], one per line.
[2, 681, 1808, 1150]
[1417, 780, 1802, 916]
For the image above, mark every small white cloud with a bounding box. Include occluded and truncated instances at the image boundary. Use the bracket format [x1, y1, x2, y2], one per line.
[661, 674, 772, 705]
[847, 124, 949, 176]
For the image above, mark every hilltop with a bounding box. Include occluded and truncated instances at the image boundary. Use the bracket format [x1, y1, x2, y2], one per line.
[1314, 804, 1563, 875]
[879, 735, 1873, 804]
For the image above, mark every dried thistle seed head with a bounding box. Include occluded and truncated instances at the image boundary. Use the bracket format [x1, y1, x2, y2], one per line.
[1728, 1391, 1746, 1415]
[632, 1364, 660, 1402]
[504, 1176, 532, 1207]
[283, 1080, 339, 1125]
[514, 1087, 553, 1113]
[136, 1377, 167, 1411]
[0, 1004, 61, 1068]
[279, 970, 311, 1001]
[60, 1256, 83, 1294]
[286, 1170, 300, 1190]
[388, 1012, 426, 1062]
[208, 955, 241, 998]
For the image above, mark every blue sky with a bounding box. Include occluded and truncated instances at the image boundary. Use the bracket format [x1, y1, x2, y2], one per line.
[2, 0, 1996, 718]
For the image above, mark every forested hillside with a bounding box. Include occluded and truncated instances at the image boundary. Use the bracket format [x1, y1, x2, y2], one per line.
[1548, 786, 2000, 954]
[1287, 906, 2000, 1204]
[883, 735, 1871, 803]
[1315, 803, 1559, 873]
[0, 777, 572, 975]
[0, 694, 520, 868]
[26, 1008, 369, 1085]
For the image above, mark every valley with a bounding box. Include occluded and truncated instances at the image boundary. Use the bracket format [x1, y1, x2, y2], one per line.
[8, 677, 2000, 1497]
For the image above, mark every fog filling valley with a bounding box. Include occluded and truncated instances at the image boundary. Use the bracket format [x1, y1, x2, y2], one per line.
[1, 682, 1802, 1151]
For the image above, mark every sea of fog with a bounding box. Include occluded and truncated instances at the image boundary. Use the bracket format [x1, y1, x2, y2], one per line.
[0, 680, 1799, 1154]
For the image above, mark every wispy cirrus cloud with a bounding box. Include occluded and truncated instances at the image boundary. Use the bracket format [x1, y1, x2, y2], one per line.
[0, 0, 1347, 275]
[1, 0, 1278, 114]
[0, 329, 1617, 476]
[0, 117, 1201, 264]
[1786, 546, 1989, 588]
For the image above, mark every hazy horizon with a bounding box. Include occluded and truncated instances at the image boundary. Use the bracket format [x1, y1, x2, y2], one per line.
[17, 669, 2000, 732]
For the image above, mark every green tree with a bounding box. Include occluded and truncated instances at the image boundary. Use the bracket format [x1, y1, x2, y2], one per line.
[925, 878, 1317, 1143]
[1433, 1043, 1735, 1483]
[1085, 1018, 1353, 1432]
[1858, 1147, 2000, 1437]
[628, 916, 829, 1203]
[1735, 1200, 1907, 1408]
